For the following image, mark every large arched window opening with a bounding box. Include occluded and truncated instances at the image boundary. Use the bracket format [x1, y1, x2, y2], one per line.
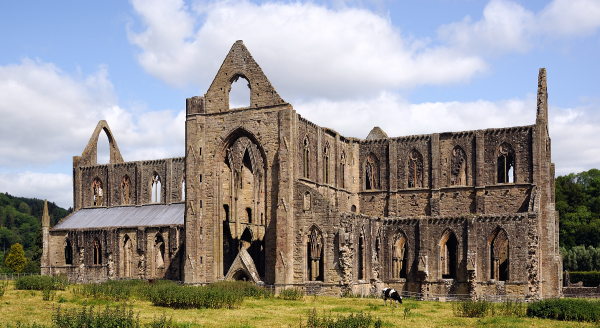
[92, 178, 103, 207]
[490, 228, 509, 281]
[365, 153, 379, 190]
[64, 239, 73, 265]
[497, 143, 515, 184]
[307, 227, 324, 281]
[408, 149, 424, 188]
[151, 173, 162, 203]
[155, 233, 165, 270]
[439, 230, 458, 279]
[392, 233, 407, 279]
[451, 146, 467, 186]
[123, 235, 133, 277]
[303, 138, 310, 179]
[121, 175, 132, 205]
[93, 238, 102, 265]
[229, 74, 250, 109]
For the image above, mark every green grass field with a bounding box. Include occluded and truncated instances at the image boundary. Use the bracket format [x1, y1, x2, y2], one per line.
[0, 281, 596, 327]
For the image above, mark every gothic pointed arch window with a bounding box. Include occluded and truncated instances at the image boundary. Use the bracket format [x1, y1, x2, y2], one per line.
[64, 239, 73, 265]
[439, 230, 458, 279]
[151, 173, 162, 203]
[358, 230, 365, 280]
[408, 149, 423, 188]
[307, 227, 324, 281]
[155, 233, 165, 269]
[340, 152, 345, 189]
[121, 175, 132, 205]
[365, 153, 379, 190]
[93, 238, 102, 265]
[392, 232, 407, 279]
[490, 228, 509, 281]
[122, 234, 133, 277]
[92, 178, 103, 207]
[497, 142, 515, 184]
[181, 174, 186, 201]
[451, 146, 467, 186]
[303, 137, 310, 179]
[323, 143, 330, 184]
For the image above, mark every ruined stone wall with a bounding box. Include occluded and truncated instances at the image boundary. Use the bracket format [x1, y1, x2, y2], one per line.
[483, 127, 533, 185]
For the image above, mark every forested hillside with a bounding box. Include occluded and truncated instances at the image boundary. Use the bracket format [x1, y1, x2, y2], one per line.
[0, 192, 71, 273]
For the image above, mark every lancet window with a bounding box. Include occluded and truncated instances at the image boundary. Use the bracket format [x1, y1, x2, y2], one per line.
[121, 175, 131, 205]
[439, 230, 458, 279]
[340, 152, 345, 189]
[93, 239, 101, 265]
[365, 153, 379, 190]
[151, 173, 162, 203]
[155, 234, 165, 269]
[323, 144, 330, 184]
[92, 178, 103, 207]
[497, 143, 515, 184]
[490, 228, 509, 281]
[451, 146, 467, 186]
[303, 138, 310, 179]
[64, 239, 73, 265]
[392, 233, 407, 279]
[408, 149, 423, 188]
[307, 227, 324, 281]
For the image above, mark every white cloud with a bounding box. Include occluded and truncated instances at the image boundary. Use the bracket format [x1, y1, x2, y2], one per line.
[438, 0, 600, 55]
[0, 172, 73, 209]
[128, 0, 488, 99]
[0, 58, 185, 169]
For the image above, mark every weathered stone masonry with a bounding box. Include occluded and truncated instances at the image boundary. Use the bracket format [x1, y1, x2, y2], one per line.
[43, 41, 561, 299]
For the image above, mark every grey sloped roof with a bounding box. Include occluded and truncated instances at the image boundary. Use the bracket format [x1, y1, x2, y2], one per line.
[53, 203, 184, 230]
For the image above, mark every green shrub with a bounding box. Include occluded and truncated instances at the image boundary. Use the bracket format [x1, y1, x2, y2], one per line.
[75, 279, 178, 301]
[565, 271, 600, 287]
[300, 308, 383, 328]
[279, 288, 304, 301]
[206, 281, 273, 299]
[527, 298, 600, 322]
[452, 299, 492, 318]
[15, 275, 68, 291]
[42, 288, 56, 301]
[496, 299, 526, 317]
[52, 302, 138, 328]
[148, 284, 244, 309]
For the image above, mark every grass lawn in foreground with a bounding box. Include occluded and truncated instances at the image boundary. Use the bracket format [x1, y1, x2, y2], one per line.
[0, 281, 596, 327]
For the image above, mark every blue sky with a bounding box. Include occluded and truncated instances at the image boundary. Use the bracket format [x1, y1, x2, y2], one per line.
[0, 0, 599, 208]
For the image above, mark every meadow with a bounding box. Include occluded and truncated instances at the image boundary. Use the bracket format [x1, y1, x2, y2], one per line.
[0, 279, 598, 328]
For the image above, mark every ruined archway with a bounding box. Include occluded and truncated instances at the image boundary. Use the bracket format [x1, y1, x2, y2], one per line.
[439, 229, 458, 279]
[490, 227, 509, 281]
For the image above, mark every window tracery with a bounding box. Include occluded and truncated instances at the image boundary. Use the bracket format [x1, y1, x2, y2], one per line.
[451, 146, 467, 186]
[408, 149, 423, 188]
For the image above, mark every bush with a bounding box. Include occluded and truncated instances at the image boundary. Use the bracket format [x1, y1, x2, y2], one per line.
[565, 271, 600, 287]
[148, 284, 244, 309]
[300, 308, 383, 328]
[76, 279, 173, 301]
[452, 299, 492, 318]
[3, 243, 26, 273]
[206, 281, 273, 299]
[279, 288, 304, 301]
[15, 275, 68, 291]
[527, 298, 600, 322]
[52, 302, 138, 328]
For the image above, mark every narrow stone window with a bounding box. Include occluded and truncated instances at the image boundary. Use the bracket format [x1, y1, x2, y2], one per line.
[365, 153, 379, 190]
[392, 234, 407, 279]
[439, 230, 458, 279]
[121, 175, 131, 205]
[155, 234, 165, 269]
[92, 178, 103, 207]
[223, 204, 230, 221]
[408, 149, 423, 188]
[151, 173, 162, 203]
[358, 233, 365, 280]
[93, 238, 102, 265]
[246, 207, 252, 224]
[351, 205, 357, 213]
[123, 235, 133, 277]
[64, 239, 73, 265]
[303, 138, 310, 179]
[497, 143, 515, 183]
[451, 146, 467, 186]
[340, 152, 345, 189]
[307, 228, 324, 281]
[181, 175, 186, 201]
[490, 228, 509, 281]
[323, 144, 330, 184]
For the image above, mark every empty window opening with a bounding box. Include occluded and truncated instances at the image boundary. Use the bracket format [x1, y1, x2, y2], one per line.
[365, 153, 379, 190]
[358, 234, 365, 280]
[497, 143, 515, 184]
[121, 175, 132, 205]
[64, 240, 73, 265]
[440, 231, 458, 279]
[223, 204, 230, 222]
[351, 205, 357, 213]
[151, 173, 161, 203]
[392, 234, 407, 279]
[408, 149, 424, 188]
[97, 129, 110, 164]
[490, 229, 509, 281]
[181, 176, 186, 201]
[155, 234, 165, 269]
[303, 138, 310, 179]
[451, 146, 467, 186]
[323, 145, 330, 184]
[307, 228, 324, 281]
[93, 239, 102, 265]
[92, 178, 103, 207]
[260, 213, 264, 225]
[123, 235, 133, 277]
[246, 207, 252, 224]
[229, 75, 250, 109]
[340, 153, 345, 189]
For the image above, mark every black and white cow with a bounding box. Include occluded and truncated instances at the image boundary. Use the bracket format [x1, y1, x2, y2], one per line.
[382, 287, 403, 307]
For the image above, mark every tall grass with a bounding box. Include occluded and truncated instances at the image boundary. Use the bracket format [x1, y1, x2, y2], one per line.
[526, 298, 600, 322]
[15, 275, 69, 291]
[279, 288, 304, 300]
[299, 308, 384, 328]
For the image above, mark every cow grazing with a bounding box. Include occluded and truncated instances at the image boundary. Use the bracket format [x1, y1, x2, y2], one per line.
[382, 287, 403, 307]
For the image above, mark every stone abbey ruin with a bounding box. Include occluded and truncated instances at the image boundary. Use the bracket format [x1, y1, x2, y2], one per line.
[42, 41, 562, 299]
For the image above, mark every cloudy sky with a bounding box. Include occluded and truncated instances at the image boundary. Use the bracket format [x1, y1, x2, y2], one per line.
[0, 0, 599, 209]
